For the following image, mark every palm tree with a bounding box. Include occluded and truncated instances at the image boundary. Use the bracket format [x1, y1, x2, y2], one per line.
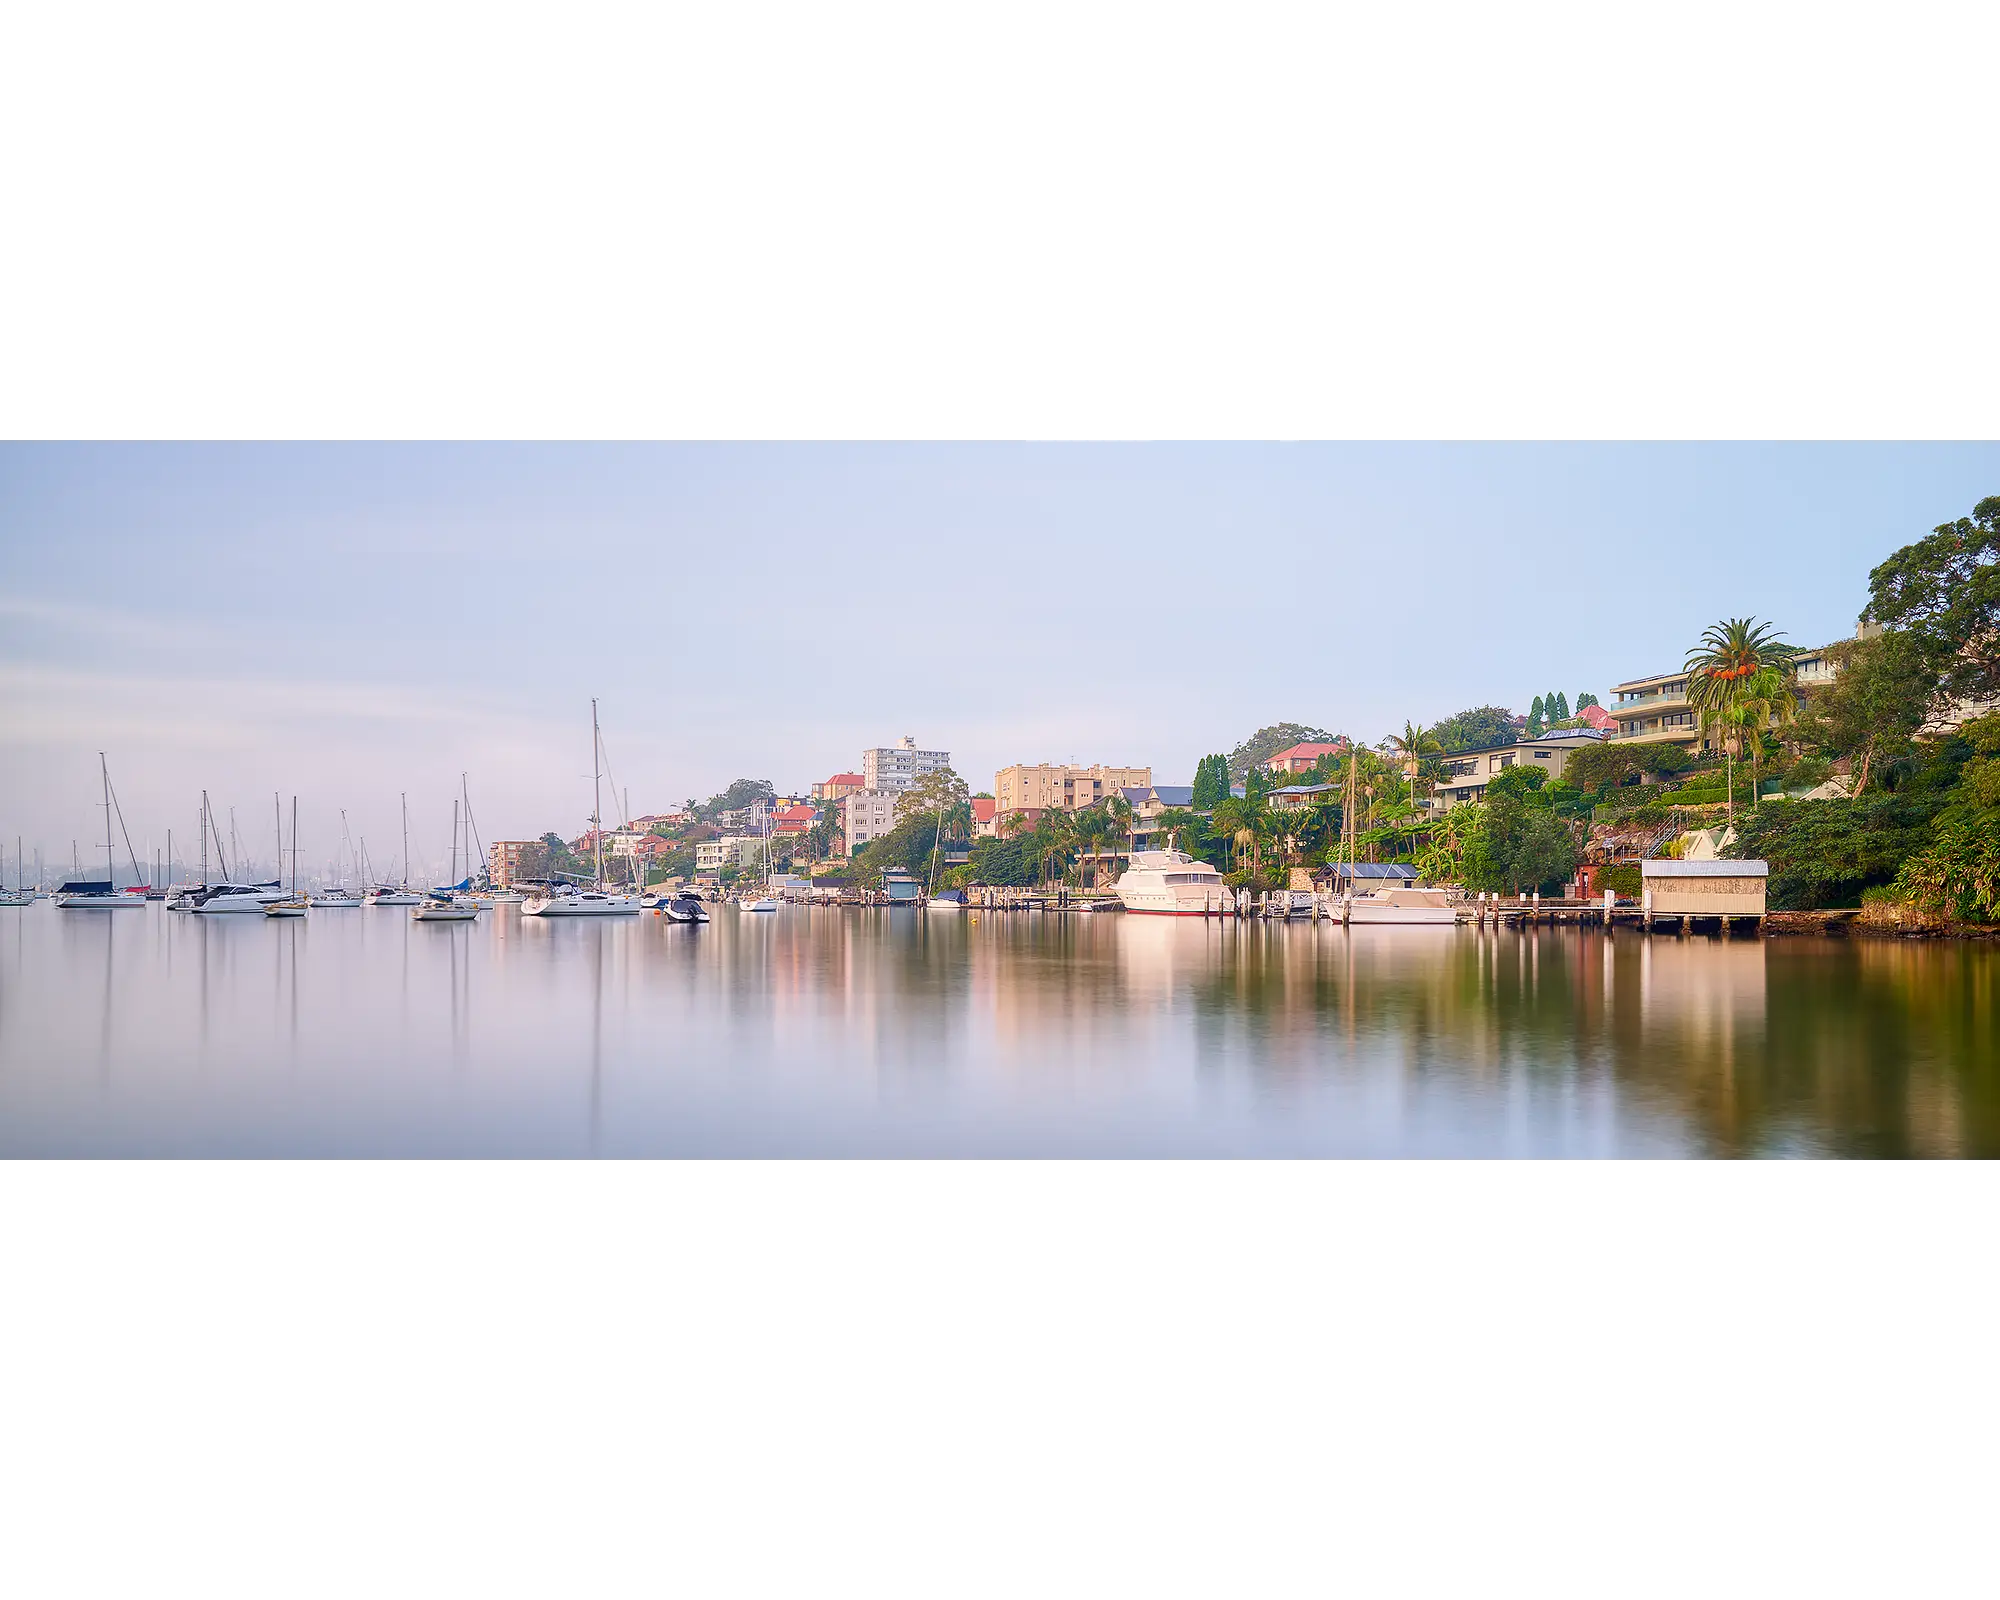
[1385, 722, 1444, 805]
[1685, 617, 1796, 818]
[1106, 793, 1135, 859]
[1733, 663, 1797, 811]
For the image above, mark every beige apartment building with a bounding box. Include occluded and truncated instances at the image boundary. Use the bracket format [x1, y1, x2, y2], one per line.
[994, 763, 1152, 818]
[488, 840, 538, 887]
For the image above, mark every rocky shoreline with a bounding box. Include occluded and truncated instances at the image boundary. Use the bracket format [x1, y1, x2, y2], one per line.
[1764, 907, 2000, 939]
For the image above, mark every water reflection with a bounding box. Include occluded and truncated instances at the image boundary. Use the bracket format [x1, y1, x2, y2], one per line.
[0, 903, 1992, 1156]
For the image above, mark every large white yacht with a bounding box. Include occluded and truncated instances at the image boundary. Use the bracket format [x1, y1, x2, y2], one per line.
[1114, 849, 1235, 915]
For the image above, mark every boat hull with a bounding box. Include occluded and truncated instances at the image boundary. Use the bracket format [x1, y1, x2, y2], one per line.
[55, 893, 146, 910]
[1341, 900, 1458, 925]
[521, 895, 641, 916]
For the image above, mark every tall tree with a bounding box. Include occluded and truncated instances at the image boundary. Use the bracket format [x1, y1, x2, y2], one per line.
[1795, 631, 1935, 797]
[1190, 754, 1231, 811]
[1685, 617, 1797, 817]
[1863, 496, 2000, 711]
[1224, 723, 1335, 782]
[1433, 706, 1520, 753]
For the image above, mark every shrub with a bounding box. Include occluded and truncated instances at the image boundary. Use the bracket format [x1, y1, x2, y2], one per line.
[1599, 864, 1642, 899]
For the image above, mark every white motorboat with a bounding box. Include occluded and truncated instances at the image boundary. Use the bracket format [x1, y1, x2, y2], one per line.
[1338, 886, 1460, 925]
[308, 887, 363, 907]
[365, 887, 422, 906]
[737, 896, 780, 913]
[1114, 849, 1236, 915]
[485, 889, 525, 905]
[264, 899, 308, 919]
[658, 893, 709, 924]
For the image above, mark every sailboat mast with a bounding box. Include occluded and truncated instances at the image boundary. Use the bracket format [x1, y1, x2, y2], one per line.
[275, 793, 282, 886]
[291, 796, 299, 895]
[401, 793, 409, 891]
[200, 794, 209, 886]
[591, 698, 605, 887]
[451, 797, 460, 887]
[101, 753, 113, 886]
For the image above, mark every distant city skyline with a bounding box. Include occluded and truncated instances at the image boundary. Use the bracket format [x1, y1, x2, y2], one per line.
[3, 442, 1996, 880]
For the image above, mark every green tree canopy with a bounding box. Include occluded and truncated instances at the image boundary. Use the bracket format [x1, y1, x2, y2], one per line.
[1863, 495, 2000, 709]
[1224, 723, 1334, 781]
[1433, 706, 1519, 753]
[1190, 753, 1231, 810]
[699, 778, 776, 819]
[1794, 631, 1936, 796]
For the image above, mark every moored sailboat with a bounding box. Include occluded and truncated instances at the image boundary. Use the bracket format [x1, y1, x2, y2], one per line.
[56, 756, 147, 909]
[523, 701, 640, 917]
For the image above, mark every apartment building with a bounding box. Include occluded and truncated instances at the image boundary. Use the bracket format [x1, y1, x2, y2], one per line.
[995, 763, 1152, 817]
[843, 791, 898, 855]
[1431, 730, 1606, 809]
[488, 840, 539, 887]
[862, 737, 949, 794]
[812, 774, 865, 803]
[694, 835, 765, 873]
[1609, 671, 1705, 751]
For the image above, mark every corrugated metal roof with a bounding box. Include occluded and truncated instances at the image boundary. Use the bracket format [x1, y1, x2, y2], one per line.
[1643, 860, 1769, 877]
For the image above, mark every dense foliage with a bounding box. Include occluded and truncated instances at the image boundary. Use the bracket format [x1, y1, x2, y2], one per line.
[1432, 706, 1517, 753]
[1863, 495, 2000, 711]
[697, 779, 776, 820]
[1224, 723, 1334, 781]
[1190, 753, 1231, 810]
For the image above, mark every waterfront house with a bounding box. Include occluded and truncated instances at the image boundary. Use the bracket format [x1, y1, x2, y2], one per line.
[971, 798, 998, 838]
[771, 804, 818, 836]
[1117, 785, 1195, 847]
[1268, 783, 1339, 811]
[1263, 741, 1347, 776]
[1431, 729, 1605, 809]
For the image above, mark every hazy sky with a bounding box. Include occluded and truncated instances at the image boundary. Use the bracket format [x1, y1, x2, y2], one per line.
[2, 443, 1994, 883]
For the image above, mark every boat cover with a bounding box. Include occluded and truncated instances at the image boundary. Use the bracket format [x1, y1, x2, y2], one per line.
[58, 880, 113, 894]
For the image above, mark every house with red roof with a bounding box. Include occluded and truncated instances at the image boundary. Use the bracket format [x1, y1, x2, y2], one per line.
[771, 804, 819, 835]
[1263, 740, 1349, 775]
[971, 797, 998, 838]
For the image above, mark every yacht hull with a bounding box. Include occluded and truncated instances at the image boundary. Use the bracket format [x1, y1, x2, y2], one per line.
[55, 893, 146, 910]
[522, 895, 641, 916]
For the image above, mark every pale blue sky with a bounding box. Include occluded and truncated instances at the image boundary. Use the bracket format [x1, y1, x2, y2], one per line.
[2, 443, 1995, 882]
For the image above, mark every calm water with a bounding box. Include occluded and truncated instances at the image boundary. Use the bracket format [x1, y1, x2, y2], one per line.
[0, 902, 1994, 1156]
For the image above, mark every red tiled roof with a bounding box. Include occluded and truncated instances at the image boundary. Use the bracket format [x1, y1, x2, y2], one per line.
[1267, 742, 1347, 763]
[822, 773, 864, 786]
[1578, 704, 1616, 729]
[971, 798, 997, 822]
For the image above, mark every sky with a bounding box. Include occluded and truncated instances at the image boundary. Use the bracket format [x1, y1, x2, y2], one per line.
[2, 442, 1995, 884]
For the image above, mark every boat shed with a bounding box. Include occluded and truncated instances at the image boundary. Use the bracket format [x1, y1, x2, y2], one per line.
[1641, 859, 1767, 918]
[1319, 862, 1421, 890]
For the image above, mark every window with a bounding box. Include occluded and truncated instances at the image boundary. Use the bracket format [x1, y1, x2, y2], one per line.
[1535, 750, 1552, 760]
